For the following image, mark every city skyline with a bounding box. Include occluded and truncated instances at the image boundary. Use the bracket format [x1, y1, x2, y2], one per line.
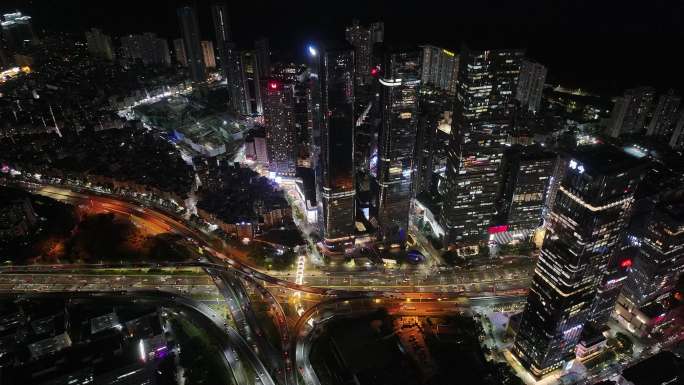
[2, 1, 683, 93]
[1, 2, 684, 385]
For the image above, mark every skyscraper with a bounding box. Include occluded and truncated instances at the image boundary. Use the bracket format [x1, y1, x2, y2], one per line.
[513, 145, 644, 378]
[670, 111, 684, 149]
[0, 44, 9, 67]
[646, 89, 681, 139]
[240, 51, 263, 116]
[1, 12, 36, 52]
[413, 87, 451, 196]
[516, 59, 547, 112]
[211, 2, 231, 70]
[346, 20, 371, 86]
[177, 5, 206, 83]
[375, 49, 421, 246]
[620, 202, 684, 307]
[440, 47, 523, 247]
[605, 86, 656, 137]
[369, 22, 384, 45]
[614, 202, 684, 337]
[254, 38, 271, 79]
[173, 38, 187, 66]
[201, 41, 216, 68]
[420, 45, 459, 94]
[310, 43, 356, 250]
[499, 146, 555, 232]
[290, 65, 313, 167]
[263, 79, 297, 176]
[345, 19, 384, 87]
[210, 2, 248, 114]
[85, 28, 114, 61]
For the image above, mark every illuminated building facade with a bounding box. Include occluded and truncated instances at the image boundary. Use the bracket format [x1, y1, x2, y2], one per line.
[177, 5, 206, 83]
[413, 86, 450, 196]
[513, 145, 644, 377]
[618, 202, 684, 304]
[440, 47, 523, 246]
[211, 2, 231, 70]
[240, 51, 263, 115]
[293, 68, 312, 167]
[500, 146, 555, 231]
[605, 86, 655, 138]
[516, 59, 547, 112]
[376, 49, 421, 246]
[201, 41, 216, 68]
[263, 79, 297, 176]
[211, 3, 249, 115]
[311, 43, 356, 248]
[420, 45, 458, 94]
[646, 89, 681, 139]
[612, 201, 684, 337]
[345, 19, 383, 86]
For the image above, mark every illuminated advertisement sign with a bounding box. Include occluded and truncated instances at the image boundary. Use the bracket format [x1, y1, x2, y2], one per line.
[488, 225, 509, 234]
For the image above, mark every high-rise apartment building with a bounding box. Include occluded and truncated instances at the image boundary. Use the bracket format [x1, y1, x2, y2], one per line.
[516, 59, 547, 112]
[605, 87, 656, 137]
[263, 79, 297, 176]
[420, 45, 459, 94]
[513, 145, 644, 378]
[85, 28, 114, 61]
[310, 43, 356, 250]
[440, 47, 523, 246]
[646, 89, 681, 139]
[375, 49, 421, 246]
[201, 40, 216, 68]
[177, 5, 206, 82]
[121, 33, 171, 66]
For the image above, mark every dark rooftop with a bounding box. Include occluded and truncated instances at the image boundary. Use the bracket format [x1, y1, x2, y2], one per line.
[622, 351, 683, 385]
[571, 144, 645, 176]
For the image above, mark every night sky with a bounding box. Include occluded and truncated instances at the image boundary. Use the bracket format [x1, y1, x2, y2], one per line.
[3, 0, 683, 95]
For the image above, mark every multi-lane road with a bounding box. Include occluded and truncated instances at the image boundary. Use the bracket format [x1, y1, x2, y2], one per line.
[1, 182, 536, 385]
[27, 184, 534, 295]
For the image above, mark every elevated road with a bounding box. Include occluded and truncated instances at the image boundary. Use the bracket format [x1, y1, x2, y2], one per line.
[11, 183, 533, 296]
[0, 182, 535, 385]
